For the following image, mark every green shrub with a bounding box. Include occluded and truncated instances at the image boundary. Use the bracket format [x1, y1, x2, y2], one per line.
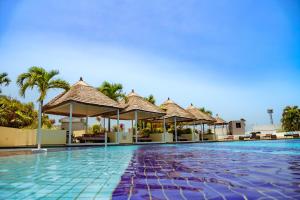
[0, 95, 54, 129]
[92, 124, 101, 134]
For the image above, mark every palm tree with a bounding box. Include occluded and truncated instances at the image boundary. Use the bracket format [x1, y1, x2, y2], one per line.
[98, 81, 125, 132]
[0, 72, 11, 93]
[98, 81, 125, 101]
[17, 66, 70, 149]
[144, 94, 156, 105]
[281, 106, 300, 131]
[199, 107, 212, 116]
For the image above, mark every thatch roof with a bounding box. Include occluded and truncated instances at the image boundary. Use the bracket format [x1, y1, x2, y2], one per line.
[103, 90, 166, 120]
[43, 78, 122, 117]
[159, 98, 195, 123]
[214, 114, 228, 125]
[186, 103, 216, 124]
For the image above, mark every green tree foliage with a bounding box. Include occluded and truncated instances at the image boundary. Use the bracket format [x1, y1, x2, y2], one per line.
[0, 72, 11, 93]
[98, 81, 125, 101]
[0, 96, 54, 128]
[199, 107, 212, 116]
[17, 66, 70, 106]
[144, 94, 156, 105]
[281, 106, 300, 131]
[92, 124, 101, 134]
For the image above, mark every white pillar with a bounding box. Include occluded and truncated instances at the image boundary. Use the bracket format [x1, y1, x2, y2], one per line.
[135, 110, 138, 143]
[202, 123, 204, 142]
[105, 118, 107, 147]
[163, 117, 166, 143]
[68, 103, 73, 145]
[174, 117, 177, 142]
[37, 101, 42, 149]
[103, 118, 106, 131]
[192, 121, 195, 142]
[117, 109, 120, 143]
[108, 118, 111, 132]
[85, 116, 88, 134]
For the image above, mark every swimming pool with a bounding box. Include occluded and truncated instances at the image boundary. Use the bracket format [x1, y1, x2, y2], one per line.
[1, 140, 300, 199]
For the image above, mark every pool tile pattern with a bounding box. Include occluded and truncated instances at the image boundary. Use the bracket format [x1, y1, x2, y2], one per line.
[0, 146, 136, 200]
[112, 142, 300, 200]
[2, 140, 300, 199]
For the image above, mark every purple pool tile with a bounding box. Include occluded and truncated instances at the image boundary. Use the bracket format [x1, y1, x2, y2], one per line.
[112, 141, 300, 199]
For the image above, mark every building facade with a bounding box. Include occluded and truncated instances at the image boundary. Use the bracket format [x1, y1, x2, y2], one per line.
[229, 119, 246, 135]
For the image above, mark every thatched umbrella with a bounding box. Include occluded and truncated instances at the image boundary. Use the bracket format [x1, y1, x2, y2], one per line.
[186, 103, 216, 141]
[212, 114, 228, 137]
[159, 98, 195, 142]
[214, 115, 227, 125]
[43, 78, 122, 145]
[103, 89, 166, 143]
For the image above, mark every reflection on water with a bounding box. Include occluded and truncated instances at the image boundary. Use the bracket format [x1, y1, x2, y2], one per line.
[113, 141, 300, 200]
[1, 140, 300, 200]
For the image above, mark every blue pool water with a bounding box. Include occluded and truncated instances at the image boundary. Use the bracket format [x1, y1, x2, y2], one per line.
[1, 140, 300, 199]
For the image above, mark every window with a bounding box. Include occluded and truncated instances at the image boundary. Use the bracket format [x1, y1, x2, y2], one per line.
[236, 123, 241, 128]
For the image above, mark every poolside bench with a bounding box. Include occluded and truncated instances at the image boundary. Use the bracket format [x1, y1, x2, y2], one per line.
[284, 133, 293, 138]
[271, 135, 277, 140]
[262, 134, 272, 139]
[178, 137, 189, 141]
[250, 132, 261, 140]
[284, 133, 299, 138]
[76, 134, 109, 143]
[239, 135, 250, 141]
[224, 135, 234, 140]
[133, 135, 152, 142]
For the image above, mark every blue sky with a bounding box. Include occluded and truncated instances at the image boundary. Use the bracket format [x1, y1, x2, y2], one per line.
[0, 0, 299, 128]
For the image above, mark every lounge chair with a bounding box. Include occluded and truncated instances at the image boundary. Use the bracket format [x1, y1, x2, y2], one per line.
[250, 132, 261, 140]
[284, 133, 293, 138]
[77, 133, 109, 143]
[133, 133, 152, 142]
[271, 134, 277, 140]
[293, 134, 299, 138]
[263, 134, 272, 139]
[178, 136, 188, 141]
[239, 135, 250, 140]
[224, 135, 234, 140]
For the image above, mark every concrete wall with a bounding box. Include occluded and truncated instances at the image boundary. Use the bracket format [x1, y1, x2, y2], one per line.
[41, 130, 66, 145]
[229, 120, 246, 135]
[108, 132, 117, 143]
[180, 132, 199, 141]
[119, 132, 133, 144]
[61, 122, 85, 131]
[252, 124, 280, 134]
[165, 132, 173, 143]
[214, 127, 228, 136]
[0, 126, 66, 147]
[149, 133, 163, 142]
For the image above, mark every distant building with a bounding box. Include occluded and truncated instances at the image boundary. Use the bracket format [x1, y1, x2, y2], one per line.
[251, 124, 280, 134]
[60, 117, 86, 131]
[229, 119, 246, 135]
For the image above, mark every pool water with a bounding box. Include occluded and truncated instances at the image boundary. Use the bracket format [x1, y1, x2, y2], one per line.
[0, 146, 137, 199]
[2, 140, 300, 199]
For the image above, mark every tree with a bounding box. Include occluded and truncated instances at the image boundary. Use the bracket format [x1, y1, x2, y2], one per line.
[199, 107, 212, 116]
[0, 96, 35, 128]
[17, 67, 70, 149]
[98, 81, 125, 101]
[144, 94, 156, 105]
[0, 73, 11, 93]
[281, 106, 300, 131]
[98, 81, 125, 132]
